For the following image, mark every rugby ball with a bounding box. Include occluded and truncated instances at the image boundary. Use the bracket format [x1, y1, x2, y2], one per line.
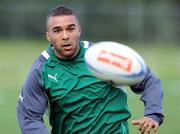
[84, 41, 147, 85]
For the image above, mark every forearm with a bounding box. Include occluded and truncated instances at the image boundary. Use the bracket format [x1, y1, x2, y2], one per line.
[131, 68, 164, 125]
[142, 73, 164, 124]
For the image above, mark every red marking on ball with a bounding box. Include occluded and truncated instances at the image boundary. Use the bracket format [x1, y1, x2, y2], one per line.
[97, 50, 132, 72]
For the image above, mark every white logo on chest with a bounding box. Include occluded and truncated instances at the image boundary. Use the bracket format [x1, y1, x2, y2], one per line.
[48, 73, 58, 81]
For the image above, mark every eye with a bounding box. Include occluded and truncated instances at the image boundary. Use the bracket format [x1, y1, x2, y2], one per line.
[53, 29, 62, 33]
[67, 27, 75, 32]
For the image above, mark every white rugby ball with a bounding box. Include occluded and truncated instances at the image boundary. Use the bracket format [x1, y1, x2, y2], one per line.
[84, 41, 148, 85]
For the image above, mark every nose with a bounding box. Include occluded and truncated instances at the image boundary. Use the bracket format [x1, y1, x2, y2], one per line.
[62, 30, 69, 40]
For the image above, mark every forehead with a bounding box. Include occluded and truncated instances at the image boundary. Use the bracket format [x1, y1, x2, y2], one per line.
[47, 15, 79, 29]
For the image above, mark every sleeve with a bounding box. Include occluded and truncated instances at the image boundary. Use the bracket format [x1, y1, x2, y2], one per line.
[130, 67, 164, 125]
[16, 58, 51, 134]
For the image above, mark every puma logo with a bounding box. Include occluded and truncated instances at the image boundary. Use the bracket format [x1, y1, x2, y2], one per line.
[48, 73, 58, 81]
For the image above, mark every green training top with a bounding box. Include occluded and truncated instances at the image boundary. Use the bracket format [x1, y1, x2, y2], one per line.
[41, 41, 131, 134]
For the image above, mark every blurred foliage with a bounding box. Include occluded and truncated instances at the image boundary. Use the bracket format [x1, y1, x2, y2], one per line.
[0, 0, 179, 44]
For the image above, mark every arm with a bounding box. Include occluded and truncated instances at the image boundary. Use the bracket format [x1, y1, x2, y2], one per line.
[17, 57, 50, 134]
[130, 67, 164, 133]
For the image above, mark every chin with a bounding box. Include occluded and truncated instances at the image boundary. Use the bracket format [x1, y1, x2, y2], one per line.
[63, 52, 76, 58]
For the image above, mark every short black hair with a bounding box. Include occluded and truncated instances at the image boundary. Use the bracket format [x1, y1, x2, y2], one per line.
[47, 5, 76, 17]
[46, 5, 78, 28]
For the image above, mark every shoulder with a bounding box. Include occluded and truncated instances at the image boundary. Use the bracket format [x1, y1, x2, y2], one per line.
[80, 40, 94, 48]
[31, 50, 49, 73]
[24, 51, 49, 88]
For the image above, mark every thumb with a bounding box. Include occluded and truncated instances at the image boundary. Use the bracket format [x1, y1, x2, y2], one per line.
[131, 119, 140, 125]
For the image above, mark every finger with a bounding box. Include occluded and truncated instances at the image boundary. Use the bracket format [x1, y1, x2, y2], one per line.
[138, 119, 145, 131]
[140, 126, 147, 134]
[131, 119, 145, 130]
[153, 122, 159, 132]
[131, 120, 140, 125]
[145, 122, 154, 134]
[145, 121, 159, 134]
[140, 122, 149, 134]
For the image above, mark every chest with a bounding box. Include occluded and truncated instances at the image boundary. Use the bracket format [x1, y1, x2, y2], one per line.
[42, 59, 108, 103]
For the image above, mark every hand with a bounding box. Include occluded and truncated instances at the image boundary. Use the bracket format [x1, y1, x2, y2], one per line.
[131, 117, 159, 134]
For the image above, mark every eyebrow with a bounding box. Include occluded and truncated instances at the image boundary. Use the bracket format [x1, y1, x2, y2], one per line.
[52, 24, 76, 31]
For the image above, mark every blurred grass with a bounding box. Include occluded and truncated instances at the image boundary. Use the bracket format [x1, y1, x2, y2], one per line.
[0, 39, 180, 133]
[0, 39, 48, 134]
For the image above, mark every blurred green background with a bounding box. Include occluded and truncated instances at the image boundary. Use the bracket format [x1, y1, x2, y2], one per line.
[0, 0, 180, 134]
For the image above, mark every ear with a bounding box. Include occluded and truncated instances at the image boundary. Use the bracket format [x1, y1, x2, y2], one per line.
[78, 25, 81, 37]
[78, 31, 81, 37]
[46, 31, 51, 42]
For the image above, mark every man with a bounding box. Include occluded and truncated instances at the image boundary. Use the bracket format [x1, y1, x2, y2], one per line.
[17, 5, 164, 134]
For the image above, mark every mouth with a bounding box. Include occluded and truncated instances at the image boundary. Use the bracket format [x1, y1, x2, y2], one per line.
[62, 43, 72, 50]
